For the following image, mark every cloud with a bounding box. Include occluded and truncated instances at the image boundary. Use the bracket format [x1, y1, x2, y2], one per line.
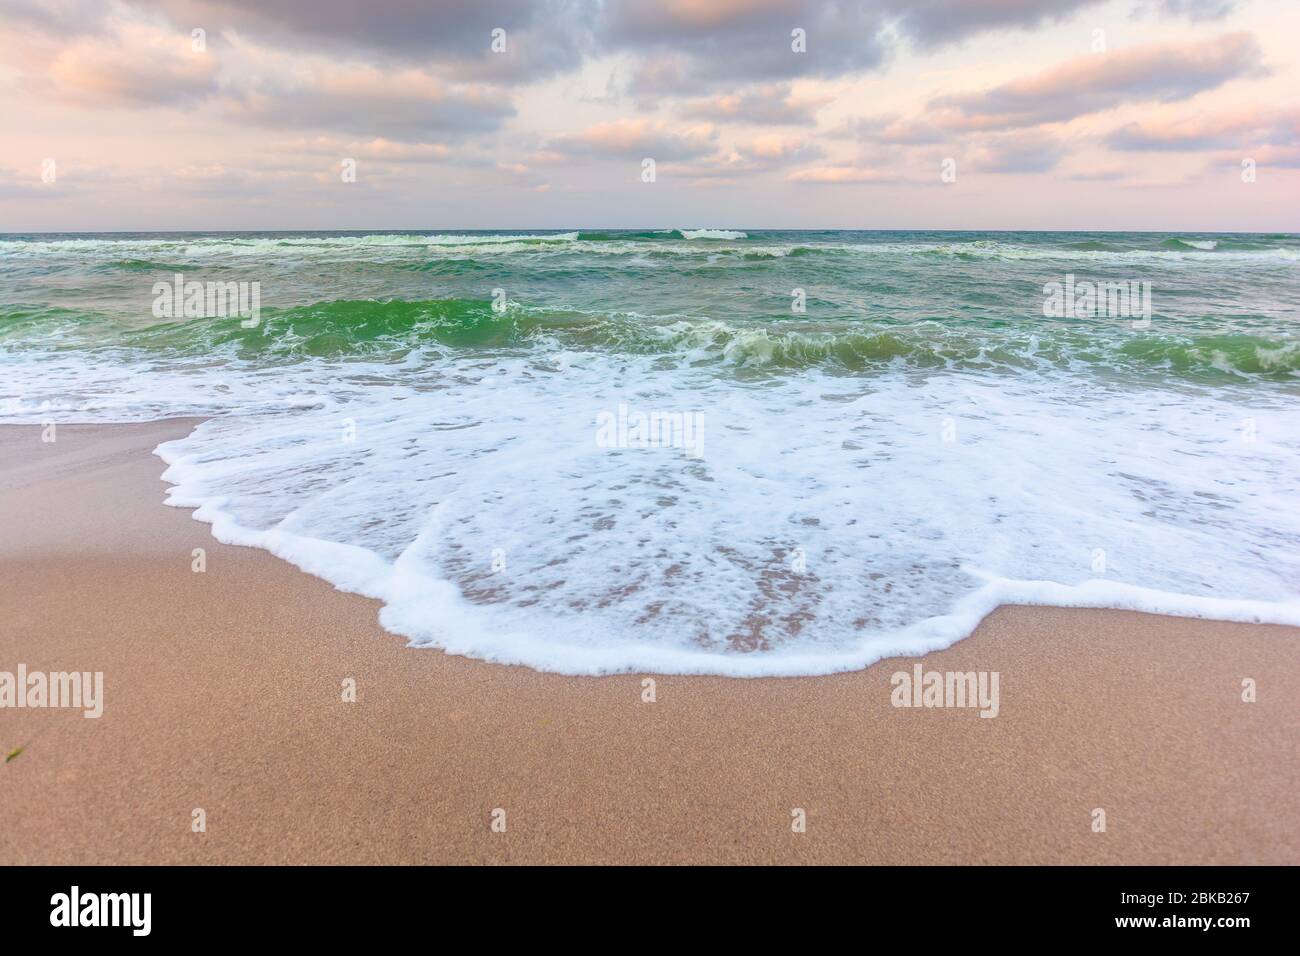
[662, 133, 822, 181]
[678, 83, 829, 125]
[0, 160, 128, 200]
[658, 156, 753, 181]
[223, 65, 514, 141]
[831, 113, 949, 144]
[879, 0, 1101, 49]
[788, 165, 893, 183]
[163, 163, 300, 199]
[603, 0, 893, 90]
[285, 136, 453, 164]
[0, 168, 64, 200]
[1067, 165, 1129, 180]
[525, 150, 571, 166]
[127, 0, 1147, 88]
[2, 0, 117, 38]
[1217, 145, 1300, 168]
[742, 133, 822, 163]
[603, 0, 1135, 91]
[930, 32, 1265, 129]
[1137, 0, 1237, 21]
[1107, 107, 1300, 151]
[0, 6, 583, 152]
[1, 7, 510, 141]
[24, 17, 219, 107]
[547, 118, 718, 159]
[966, 131, 1067, 172]
[141, 0, 596, 84]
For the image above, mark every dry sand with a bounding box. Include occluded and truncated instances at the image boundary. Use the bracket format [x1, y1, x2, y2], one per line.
[1, 420, 1296, 864]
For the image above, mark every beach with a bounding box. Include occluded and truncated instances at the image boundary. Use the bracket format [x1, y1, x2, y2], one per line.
[2, 419, 1296, 865]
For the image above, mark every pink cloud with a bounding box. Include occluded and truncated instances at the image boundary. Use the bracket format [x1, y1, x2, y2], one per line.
[931, 32, 1265, 129]
[679, 83, 829, 125]
[548, 118, 718, 159]
[788, 165, 892, 183]
[1108, 107, 1299, 150]
[44, 21, 218, 107]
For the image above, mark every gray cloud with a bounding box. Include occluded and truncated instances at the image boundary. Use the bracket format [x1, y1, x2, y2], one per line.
[1212, 145, 1300, 168]
[223, 77, 515, 141]
[601, 1, 893, 91]
[967, 131, 1067, 172]
[678, 84, 827, 125]
[601, 0, 1127, 91]
[141, 0, 597, 83]
[880, 0, 1101, 49]
[884, 0, 1236, 52]
[1137, 0, 1238, 21]
[546, 118, 719, 160]
[1107, 108, 1299, 150]
[1067, 167, 1129, 180]
[930, 32, 1265, 129]
[1, 0, 118, 37]
[43, 39, 219, 108]
[0, 177, 62, 200]
[830, 113, 949, 144]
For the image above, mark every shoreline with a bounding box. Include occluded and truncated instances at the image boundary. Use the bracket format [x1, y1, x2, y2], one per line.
[156, 415, 1300, 678]
[2, 419, 1297, 864]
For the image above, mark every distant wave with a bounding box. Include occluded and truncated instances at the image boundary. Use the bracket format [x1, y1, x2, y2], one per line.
[424, 232, 578, 246]
[102, 258, 192, 272]
[10, 297, 1283, 380]
[678, 228, 748, 240]
[576, 228, 747, 241]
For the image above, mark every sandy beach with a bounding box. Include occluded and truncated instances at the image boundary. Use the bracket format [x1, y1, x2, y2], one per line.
[1, 419, 1296, 865]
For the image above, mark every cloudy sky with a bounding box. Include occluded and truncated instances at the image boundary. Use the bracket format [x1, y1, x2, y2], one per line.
[2, 0, 1297, 231]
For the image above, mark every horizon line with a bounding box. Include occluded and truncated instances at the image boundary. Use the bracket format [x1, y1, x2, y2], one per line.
[2, 227, 1295, 237]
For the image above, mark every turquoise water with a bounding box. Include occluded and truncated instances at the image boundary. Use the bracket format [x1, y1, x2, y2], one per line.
[2, 230, 1298, 673]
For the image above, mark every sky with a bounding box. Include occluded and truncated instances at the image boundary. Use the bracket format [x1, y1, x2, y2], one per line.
[1, 0, 1297, 232]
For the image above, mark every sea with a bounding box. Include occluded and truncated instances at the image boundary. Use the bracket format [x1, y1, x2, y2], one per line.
[2, 228, 1298, 675]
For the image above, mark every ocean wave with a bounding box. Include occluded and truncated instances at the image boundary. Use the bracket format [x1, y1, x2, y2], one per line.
[101, 258, 193, 272]
[21, 297, 1290, 381]
[645, 321, 1300, 377]
[1162, 238, 1218, 251]
[679, 228, 747, 240]
[424, 232, 579, 246]
[143, 366, 1300, 675]
[574, 228, 747, 241]
[0, 304, 108, 340]
[905, 239, 1298, 261]
[6, 232, 1297, 268]
[120, 297, 515, 357]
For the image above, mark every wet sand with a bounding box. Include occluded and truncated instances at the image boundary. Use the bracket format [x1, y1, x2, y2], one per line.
[1, 420, 1296, 864]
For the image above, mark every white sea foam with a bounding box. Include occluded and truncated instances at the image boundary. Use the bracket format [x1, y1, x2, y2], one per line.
[679, 229, 748, 240]
[7, 233, 1298, 267]
[88, 352, 1297, 676]
[424, 232, 579, 246]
